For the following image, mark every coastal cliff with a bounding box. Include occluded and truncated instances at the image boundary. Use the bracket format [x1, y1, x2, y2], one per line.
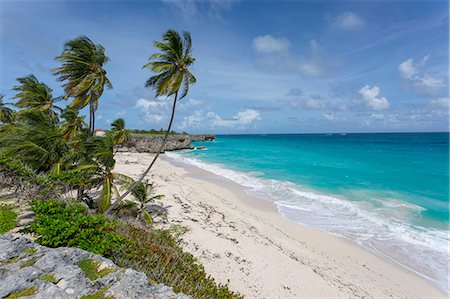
[117, 134, 215, 153]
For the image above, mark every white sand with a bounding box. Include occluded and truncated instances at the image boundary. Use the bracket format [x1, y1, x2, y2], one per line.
[114, 152, 445, 299]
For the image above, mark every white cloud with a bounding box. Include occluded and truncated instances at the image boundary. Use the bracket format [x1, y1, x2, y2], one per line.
[331, 12, 365, 30]
[135, 96, 171, 124]
[322, 113, 337, 121]
[418, 74, 444, 88]
[299, 62, 323, 77]
[358, 85, 390, 110]
[431, 97, 449, 108]
[398, 55, 444, 89]
[180, 109, 204, 129]
[252, 37, 338, 77]
[398, 59, 417, 79]
[291, 97, 326, 110]
[207, 109, 261, 128]
[162, 0, 235, 20]
[179, 98, 202, 110]
[252, 35, 290, 53]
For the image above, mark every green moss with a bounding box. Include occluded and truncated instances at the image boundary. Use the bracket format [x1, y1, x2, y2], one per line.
[78, 259, 115, 281]
[80, 288, 112, 299]
[5, 286, 38, 299]
[39, 274, 58, 284]
[23, 248, 37, 255]
[19, 257, 37, 268]
[0, 205, 18, 234]
[4, 256, 19, 265]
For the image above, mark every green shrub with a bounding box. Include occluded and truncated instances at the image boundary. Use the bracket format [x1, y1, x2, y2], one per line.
[0, 205, 18, 233]
[26, 199, 126, 256]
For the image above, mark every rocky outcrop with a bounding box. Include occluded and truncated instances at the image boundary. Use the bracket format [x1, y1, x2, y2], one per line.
[0, 234, 189, 299]
[117, 134, 215, 153]
[190, 134, 215, 142]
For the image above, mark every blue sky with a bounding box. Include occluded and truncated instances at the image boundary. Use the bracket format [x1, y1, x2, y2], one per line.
[1, 0, 448, 134]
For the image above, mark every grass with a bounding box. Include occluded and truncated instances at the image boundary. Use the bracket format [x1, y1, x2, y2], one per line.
[0, 204, 18, 234]
[23, 248, 37, 255]
[19, 257, 37, 268]
[80, 288, 112, 299]
[4, 256, 19, 265]
[39, 274, 58, 284]
[5, 286, 38, 299]
[78, 259, 115, 281]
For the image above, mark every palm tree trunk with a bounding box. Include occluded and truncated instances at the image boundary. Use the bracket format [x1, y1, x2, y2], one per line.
[89, 101, 95, 135]
[106, 91, 178, 213]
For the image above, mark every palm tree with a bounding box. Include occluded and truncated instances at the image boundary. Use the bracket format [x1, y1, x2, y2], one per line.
[61, 109, 87, 141]
[0, 94, 14, 123]
[53, 36, 112, 134]
[107, 29, 196, 213]
[116, 179, 165, 224]
[110, 118, 129, 146]
[0, 109, 68, 173]
[12, 75, 62, 121]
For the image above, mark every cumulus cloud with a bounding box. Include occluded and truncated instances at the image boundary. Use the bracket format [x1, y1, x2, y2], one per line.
[135, 96, 171, 124]
[358, 85, 390, 110]
[252, 35, 290, 53]
[398, 55, 445, 89]
[330, 12, 365, 30]
[207, 109, 261, 128]
[180, 109, 204, 129]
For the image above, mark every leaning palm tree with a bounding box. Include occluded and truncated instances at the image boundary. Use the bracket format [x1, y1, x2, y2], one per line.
[0, 94, 14, 123]
[107, 29, 196, 213]
[110, 118, 129, 146]
[53, 36, 112, 134]
[12, 75, 62, 121]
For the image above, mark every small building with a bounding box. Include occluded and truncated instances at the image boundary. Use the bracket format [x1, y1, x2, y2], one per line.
[95, 129, 106, 137]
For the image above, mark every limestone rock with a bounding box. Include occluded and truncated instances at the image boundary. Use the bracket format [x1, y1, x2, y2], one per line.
[0, 234, 189, 299]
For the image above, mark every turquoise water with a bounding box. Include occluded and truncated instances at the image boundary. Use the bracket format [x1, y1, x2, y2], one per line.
[166, 133, 449, 292]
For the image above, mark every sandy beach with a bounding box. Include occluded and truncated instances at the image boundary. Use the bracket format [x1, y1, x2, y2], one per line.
[114, 152, 445, 299]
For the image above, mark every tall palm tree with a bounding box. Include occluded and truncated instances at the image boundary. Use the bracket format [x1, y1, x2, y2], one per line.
[0, 94, 14, 123]
[12, 75, 62, 121]
[53, 36, 112, 134]
[107, 29, 196, 213]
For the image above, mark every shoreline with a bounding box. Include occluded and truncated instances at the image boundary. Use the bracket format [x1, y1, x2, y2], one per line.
[115, 152, 445, 298]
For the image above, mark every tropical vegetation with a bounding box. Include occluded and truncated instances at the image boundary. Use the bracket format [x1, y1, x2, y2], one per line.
[0, 29, 240, 297]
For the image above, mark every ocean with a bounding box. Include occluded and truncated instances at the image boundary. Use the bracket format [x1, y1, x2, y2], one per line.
[166, 132, 449, 292]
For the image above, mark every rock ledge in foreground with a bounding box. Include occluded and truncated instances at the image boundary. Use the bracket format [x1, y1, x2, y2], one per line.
[0, 234, 189, 299]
